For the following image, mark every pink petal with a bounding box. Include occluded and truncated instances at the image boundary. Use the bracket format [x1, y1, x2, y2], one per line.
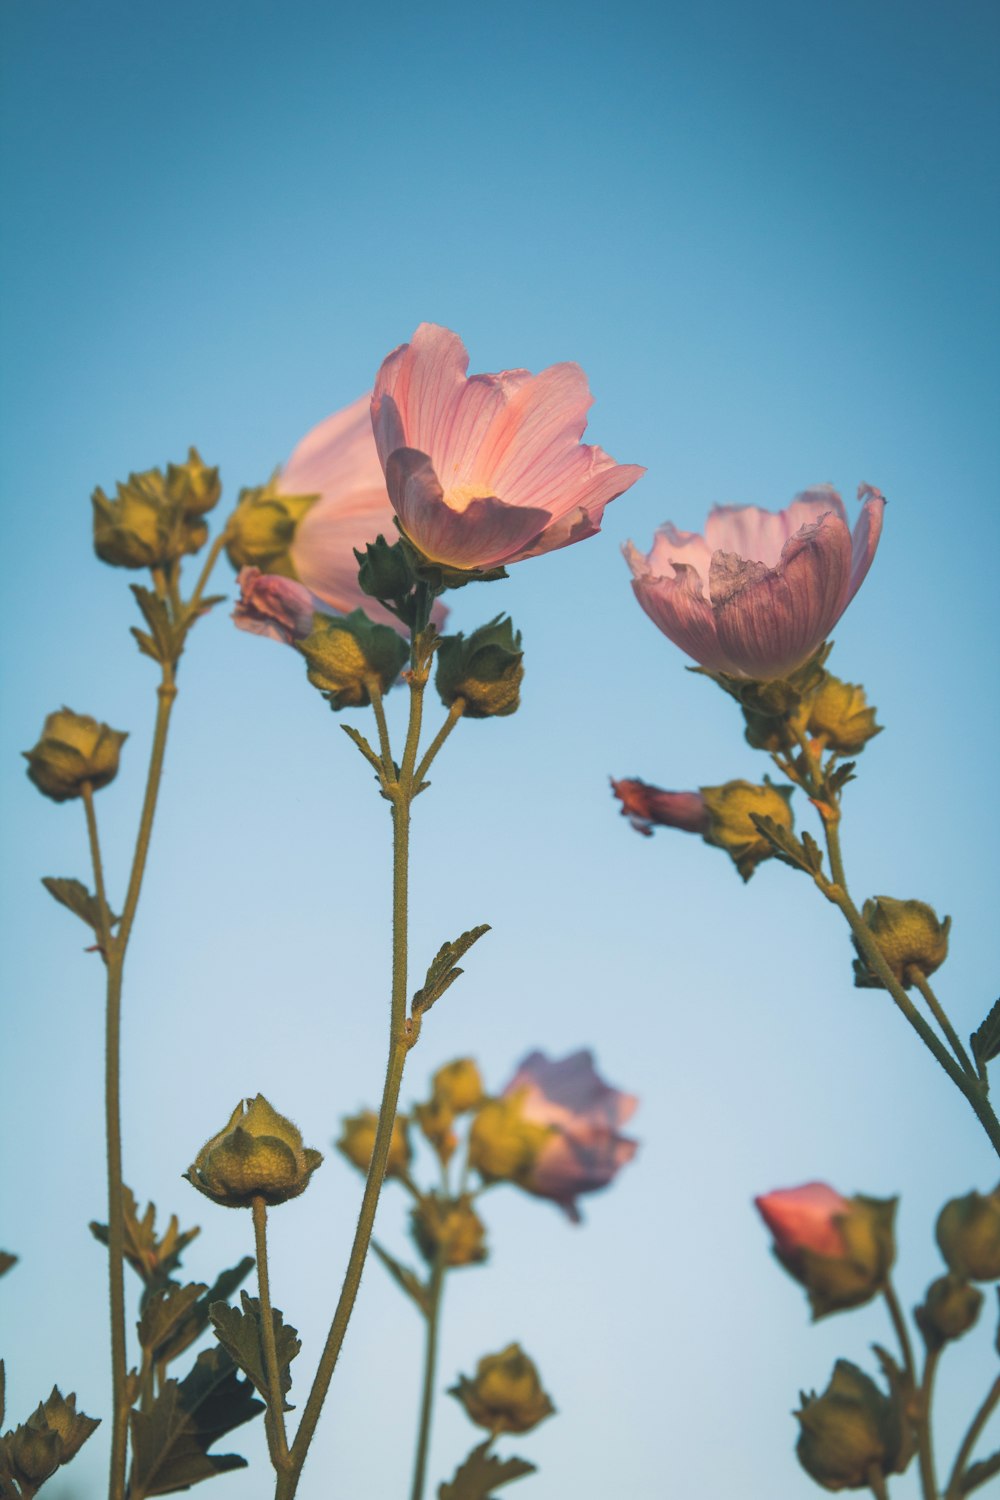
[508, 1050, 638, 1130]
[385, 448, 550, 570]
[611, 779, 709, 837]
[704, 487, 848, 570]
[848, 484, 886, 600]
[755, 1182, 851, 1259]
[233, 567, 316, 644]
[627, 556, 732, 673]
[281, 393, 385, 497]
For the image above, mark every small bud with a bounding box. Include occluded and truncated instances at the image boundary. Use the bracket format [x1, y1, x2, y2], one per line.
[3, 1388, 100, 1489]
[741, 702, 809, 753]
[296, 610, 409, 709]
[413, 1096, 458, 1164]
[755, 1183, 897, 1318]
[796, 1359, 910, 1491]
[915, 1273, 983, 1350]
[435, 615, 524, 719]
[355, 534, 417, 603]
[336, 1109, 411, 1180]
[224, 482, 318, 576]
[700, 777, 795, 882]
[852, 896, 951, 990]
[411, 1193, 488, 1268]
[467, 1095, 553, 1186]
[23, 709, 127, 803]
[449, 1343, 555, 1435]
[432, 1058, 485, 1114]
[806, 674, 882, 755]
[165, 447, 222, 518]
[185, 1095, 322, 1209]
[936, 1186, 1000, 1282]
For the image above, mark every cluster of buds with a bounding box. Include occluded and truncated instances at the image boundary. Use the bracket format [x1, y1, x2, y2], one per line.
[92, 448, 220, 570]
[0, 1388, 100, 1495]
[186, 1095, 322, 1209]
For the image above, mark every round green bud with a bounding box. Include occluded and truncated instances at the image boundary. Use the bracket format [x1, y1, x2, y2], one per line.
[936, 1186, 1000, 1282]
[806, 674, 882, 755]
[852, 896, 951, 990]
[449, 1343, 555, 1435]
[410, 1193, 488, 1268]
[700, 777, 794, 882]
[432, 1058, 485, 1114]
[185, 1095, 322, 1209]
[224, 482, 318, 576]
[796, 1360, 910, 1491]
[915, 1273, 983, 1350]
[336, 1109, 411, 1180]
[296, 610, 408, 710]
[435, 615, 524, 719]
[23, 709, 127, 803]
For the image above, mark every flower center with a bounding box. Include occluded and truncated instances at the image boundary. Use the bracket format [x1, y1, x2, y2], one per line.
[444, 483, 498, 513]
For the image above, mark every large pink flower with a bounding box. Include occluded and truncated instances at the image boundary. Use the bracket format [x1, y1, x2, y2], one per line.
[503, 1050, 638, 1223]
[624, 485, 885, 679]
[370, 323, 645, 571]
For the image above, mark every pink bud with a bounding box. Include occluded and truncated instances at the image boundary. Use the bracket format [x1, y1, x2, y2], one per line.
[233, 567, 316, 644]
[610, 778, 709, 838]
[755, 1182, 852, 1262]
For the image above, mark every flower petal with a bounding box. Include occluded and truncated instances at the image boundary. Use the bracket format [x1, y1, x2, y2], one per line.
[704, 487, 848, 569]
[386, 448, 550, 569]
[281, 393, 385, 497]
[848, 484, 886, 600]
[628, 557, 733, 673]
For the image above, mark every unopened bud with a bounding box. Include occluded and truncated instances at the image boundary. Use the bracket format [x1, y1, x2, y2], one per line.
[915, 1273, 983, 1350]
[936, 1186, 1000, 1282]
[755, 1183, 897, 1319]
[165, 447, 222, 518]
[413, 1096, 458, 1164]
[700, 777, 794, 882]
[467, 1095, 552, 1185]
[411, 1193, 488, 1268]
[796, 1360, 910, 1491]
[853, 896, 950, 989]
[806, 674, 881, 754]
[436, 616, 523, 719]
[225, 482, 318, 576]
[432, 1058, 485, 1114]
[3, 1388, 100, 1490]
[185, 1095, 322, 1209]
[355, 534, 416, 603]
[92, 465, 208, 569]
[296, 610, 408, 709]
[449, 1343, 555, 1434]
[24, 709, 127, 803]
[336, 1109, 411, 1180]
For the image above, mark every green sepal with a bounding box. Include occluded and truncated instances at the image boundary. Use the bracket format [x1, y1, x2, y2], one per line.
[396, 526, 509, 592]
[370, 1240, 430, 1317]
[127, 1346, 262, 1498]
[748, 815, 823, 878]
[435, 616, 524, 719]
[412, 925, 490, 1018]
[972, 999, 1000, 1071]
[0, 1251, 17, 1279]
[209, 1291, 300, 1412]
[90, 1186, 201, 1290]
[438, 1439, 535, 1499]
[42, 877, 119, 939]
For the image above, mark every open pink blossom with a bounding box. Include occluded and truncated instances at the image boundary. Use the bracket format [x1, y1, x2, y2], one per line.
[370, 323, 645, 572]
[611, 778, 709, 838]
[504, 1050, 638, 1223]
[624, 485, 885, 679]
[755, 1182, 852, 1263]
[233, 566, 316, 644]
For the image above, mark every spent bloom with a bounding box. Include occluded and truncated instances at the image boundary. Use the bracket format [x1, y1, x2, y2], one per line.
[624, 484, 885, 679]
[233, 566, 316, 644]
[610, 778, 709, 838]
[370, 323, 644, 572]
[755, 1182, 897, 1318]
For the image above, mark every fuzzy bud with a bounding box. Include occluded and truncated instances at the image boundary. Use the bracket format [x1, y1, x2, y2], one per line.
[92, 465, 208, 569]
[432, 1058, 485, 1114]
[700, 777, 794, 882]
[467, 1095, 553, 1185]
[806, 675, 882, 754]
[413, 1096, 458, 1164]
[225, 482, 318, 576]
[755, 1184, 897, 1319]
[336, 1109, 411, 1180]
[411, 1193, 488, 1268]
[852, 896, 951, 990]
[796, 1360, 911, 1491]
[435, 615, 524, 719]
[2, 1388, 100, 1490]
[449, 1344, 555, 1435]
[24, 709, 127, 803]
[185, 1095, 322, 1209]
[936, 1186, 1000, 1282]
[296, 610, 408, 710]
[355, 534, 416, 603]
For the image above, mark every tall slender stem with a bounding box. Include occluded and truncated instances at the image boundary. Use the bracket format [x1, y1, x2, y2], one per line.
[409, 1256, 446, 1500]
[187, 526, 231, 614]
[917, 1347, 941, 1500]
[882, 1280, 915, 1387]
[946, 1373, 1000, 1499]
[253, 1197, 290, 1470]
[912, 971, 977, 1080]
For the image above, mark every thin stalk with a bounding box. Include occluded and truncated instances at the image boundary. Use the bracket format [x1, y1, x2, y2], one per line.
[187, 526, 231, 615]
[883, 1280, 916, 1388]
[867, 1465, 891, 1500]
[409, 1255, 446, 1500]
[946, 1372, 1000, 1499]
[917, 1347, 941, 1500]
[252, 1197, 290, 1471]
[81, 783, 112, 957]
[912, 970, 977, 1080]
[414, 699, 465, 789]
[367, 680, 395, 780]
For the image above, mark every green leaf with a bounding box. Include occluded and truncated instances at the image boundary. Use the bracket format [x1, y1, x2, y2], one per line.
[41, 877, 118, 937]
[90, 1186, 200, 1289]
[156, 1258, 256, 1368]
[371, 1240, 429, 1317]
[0, 1251, 16, 1279]
[971, 998, 1000, 1070]
[749, 814, 823, 877]
[209, 1291, 300, 1411]
[438, 1439, 536, 1499]
[961, 1450, 1000, 1494]
[340, 722, 384, 775]
[138, 1283, 207, 1359]
[128, 1346, 262, 1498]
[413, 925, 490, 1018]
[825, 760, 857, 795]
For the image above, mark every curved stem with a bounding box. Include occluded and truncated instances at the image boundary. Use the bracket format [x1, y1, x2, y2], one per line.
[187, 526, 231, 615]
[946, 1373, 1000, 1499]
[367, 680, 395, 781]
[253, 1197, 290, 1471]
[912, 970, 977, 1080]
[917, 1347, 941, 1500]
[409, 1256, 446, 1500]
[883, 1280, 916, 1388]
[414, 699, 465, 789]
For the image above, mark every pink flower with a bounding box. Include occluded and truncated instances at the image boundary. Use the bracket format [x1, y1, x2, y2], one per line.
[755, 1183, 852, 1263]
[233, 566, 316, 644]
[610, 778, 709, 838]
[624, 485, 885, 679]
[503, 1050, 638, 1223]
[370, 323, 645, 572]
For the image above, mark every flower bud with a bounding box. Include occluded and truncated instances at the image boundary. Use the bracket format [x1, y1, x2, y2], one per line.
[755, 1183, 897, 1318]
[92, 467, 207, 569]
[225, 482, 318, 576]
[185, 1095, 322, 1209]
[3, 1388, 100, 1489]
[165, 447, 222, 518]
[435, 615, 524, 719]
[336, 1109, 411, 1180]
[410, 1193, 488, 1268]
[915, 1273, 983, 1350]
[413, 1095, 458, 1164]
[852, 896, 951, 989]
[354, 534, 417, 603]
[611, 778, 709, 839]
[467, 1095, 553, 1185]
[796, 1360, 911, 1491]
[233, 567, 316, 645]
[23, 709, 127, 803]
[449, 1344, 555, 1434]
[806, 675, 882, 755]
[296, 609, 408, 709]
[432, 1058, 485, 1114]
[700, 777, 794, 882]
[936, 1186, 1000, 1282]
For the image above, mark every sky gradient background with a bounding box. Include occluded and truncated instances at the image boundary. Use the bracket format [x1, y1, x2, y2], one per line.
[1, 2, 998, 1496]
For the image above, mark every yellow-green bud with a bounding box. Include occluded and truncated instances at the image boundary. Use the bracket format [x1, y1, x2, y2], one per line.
[413, 1096, 458, 1164]
[700, 777, 794, 882]
[915, 1273, 983, 1350]
[435, 615, 524, 719]
[92, 467, 207, 569]
[3, 1388, 100, 1489]
[852, 896, 951, 990]
[165, 447, 222, 518]
[336, 1109, 411, 1179]
[449, 1344, 555, 1435]
[433, 1058, 485, 1114]
[225, 482, 318, 576]
[796, 1360, 911, 1491]
[467, 1095, 552, 1185]
[23, 709, 127, 803]
[185, 1095, 322, 1209]
[296, 610, 409, 710]
[411, 1193, 488, 1268]
[806, 675, 882, 755]
[936, 1186, 1000, 1282]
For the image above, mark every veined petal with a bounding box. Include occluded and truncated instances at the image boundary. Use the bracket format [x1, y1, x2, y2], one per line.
[704, 488, 848, 570]
[471, 362, 593, 501]
[280, 393, 384, 497]
[385, 448, 549, 569]
[848, 484, 886, 599]
[629, 560, 732, 673]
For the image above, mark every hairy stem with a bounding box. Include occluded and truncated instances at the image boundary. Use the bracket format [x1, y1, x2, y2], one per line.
[912, 970, 977, 1080]
[414, 699, 465, 789]
[409, 1255, 446, 1500]
[883, 1280, 916, 1387]
[253, 1197, 290, 1470]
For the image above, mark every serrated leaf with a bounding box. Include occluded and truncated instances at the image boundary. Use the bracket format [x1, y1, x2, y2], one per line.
[971, 998, 1000, 1070]
[157, 1258, 256, 1368]
[826, 761, 857, 794]
[961, 1450, 1000, 1494]
[0, 1251, 16, 1278]
[340, 722, 383, 775]
[131, 626, 166, 663]
[438, 1439, 536, 1499]
[41, 877, 119, 936]
[800, 831, 825, 875]
[139, 1282, 207, 1358]
[91, 1186, 200, 1290]
[413, 925, 490, 1017]
[209, 1292, 300, 1411]
[371, 1241, 429, 1317]
[128, 1346, 262, 1498]
[749, 814, 822, 877]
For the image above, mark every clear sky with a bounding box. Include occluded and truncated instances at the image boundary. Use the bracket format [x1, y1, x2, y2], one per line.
[1, 2, 998, 1497]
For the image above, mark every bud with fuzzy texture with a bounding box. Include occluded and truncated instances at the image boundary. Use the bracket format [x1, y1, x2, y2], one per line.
[701, 777, 794, 882]
[936, 1186, 1000, 1282]
[411, 1193, 488, 1268]
[185, 1095, 322, 1209]
[806, 674, 881, 755]
[796, 1359, 912, 1491]
[1, 1388, 100, 1491]
[435, 616, 524, 719]
[755, 1182, 897, 1318]
[225, 481, 319, 577]
[915, 1273, 983, 1350]
[165, 447, 221, 518]
[449, 1344, 555, 1435]
[296, 609, 408, 709]
[336, 1109, 411, 1180]
[24, 710, 127, 803]
[432, 1058, 484, 1114]
[852, 896, 950, 990]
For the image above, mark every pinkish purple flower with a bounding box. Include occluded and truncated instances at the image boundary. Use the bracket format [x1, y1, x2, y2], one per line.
[610, 778, 709, 838]
[503, 1050, 638, 1223]
[371, 323, 645, 573]
[624, 485, 885, 679]
[755, 1183, 853, 1263]
[233, 566, 316, 644]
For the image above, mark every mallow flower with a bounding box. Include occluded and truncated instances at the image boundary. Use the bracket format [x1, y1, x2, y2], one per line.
[755, 1181, 897, 1318]
[624, 484, 885, 679]
[370, 323, 644, 572]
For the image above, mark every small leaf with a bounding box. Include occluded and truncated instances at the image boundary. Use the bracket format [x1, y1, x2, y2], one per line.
[128, 1346, 262, 1498]
[157, 1258, 256, 1368]
[90, 1186, 200, 1289]
[42, 877, 118, 936]
[961, 1450, 1000, 1494]
[371, 1241, 430, 1317]
[749, 814, 823, 877]
[0, 1251, 16, 1278]
[138, 1282, 207, 1358]
[971, 999, 1000, 1070]
[825, 760, 857, 795]
[413, 925, 490, 1018]
[340, 722, 384, 775]
[209, 1291, 300, 1411]
[438, 1439, 536, 1500]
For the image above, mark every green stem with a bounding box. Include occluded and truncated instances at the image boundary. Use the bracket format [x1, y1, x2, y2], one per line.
[414, 699, 465, 789]
[253, 1197, 290, 1471]
[367, 679, 395, 782]
[187, 527, 230, 616]
[883, 1280, 916, 1388]
[917, 1347, 941, 1500]
[912, 970, 977, 1080]
[81, 783, 112, 958]
[409, 1256, 446, 1500]
[946, 1372, 1000, 1499]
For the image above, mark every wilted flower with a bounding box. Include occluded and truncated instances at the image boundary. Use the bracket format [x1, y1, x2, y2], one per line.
[755, 1182, 897, 1318]
[24, 709, 127, 803]
[232, 566, 317, 644]
[624, 484, 885, 680]
[449, 1344, 555, 1434]
[370, 323, 644, 573]
[337, 1109, 412, 1180]
[611, 778, 710, 838]
[185, 1095, 322, 1209]
[796, 1359, 912, 1491]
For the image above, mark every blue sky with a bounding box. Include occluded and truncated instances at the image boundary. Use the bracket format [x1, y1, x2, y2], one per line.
[2, 2, 998, 1496]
